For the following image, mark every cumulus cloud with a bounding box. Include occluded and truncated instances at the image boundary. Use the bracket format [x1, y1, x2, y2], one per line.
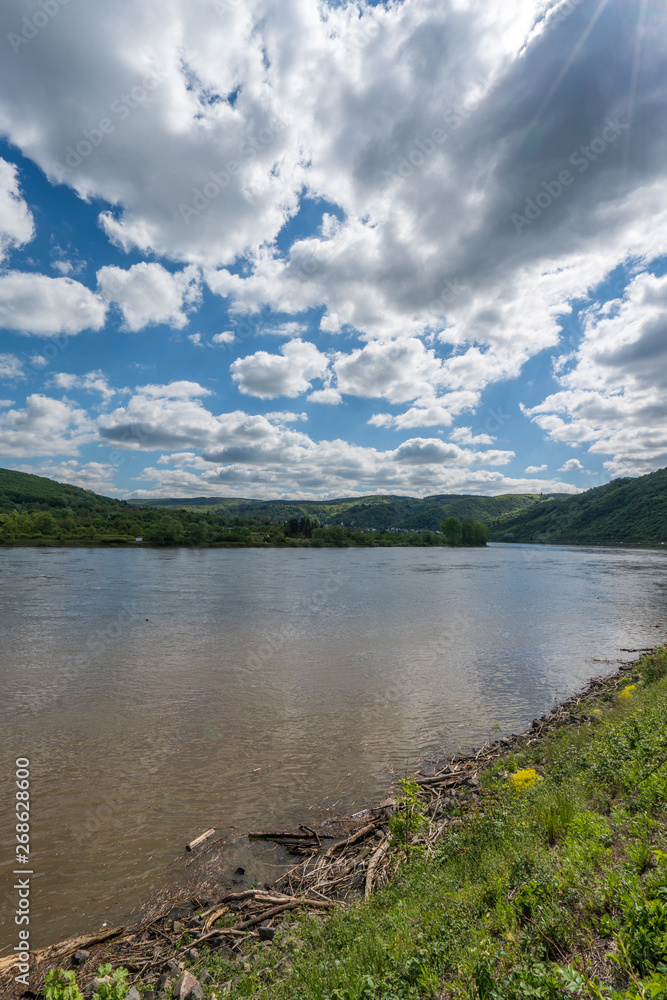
[264, 410, 307, 423]
[524, 272, 667, 476]
[0, 353, 25, 381]
[14, 459, 120, 495]
[93, 383, 523, 498]
[450, 426, 496, 446]
[525, 464, 547, 473]
[309, 387, 342, 405]
[97, 263, 201, 331]
[334, 340, 444, 403]
[212, 331, 235, 345]
[559, 458, 583, 471]
[231, 339, 329, 398]
[0, 395, 94, 457]
[0, 159, 34, 261]
[0, 272, 106, 336]
[48, 370, 117, 401]
[0, 0, 666, 488]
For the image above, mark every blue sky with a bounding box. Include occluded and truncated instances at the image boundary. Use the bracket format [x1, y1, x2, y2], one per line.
[0, 0, 665, 499]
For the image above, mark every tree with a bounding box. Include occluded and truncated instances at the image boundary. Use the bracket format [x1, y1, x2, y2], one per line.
[441, 517, 462, 546]
[473, 522, 489, 546]
[461, 520, 475, 545]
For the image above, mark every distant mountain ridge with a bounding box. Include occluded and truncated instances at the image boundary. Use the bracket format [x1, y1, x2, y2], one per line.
[126, 491, 550, 531]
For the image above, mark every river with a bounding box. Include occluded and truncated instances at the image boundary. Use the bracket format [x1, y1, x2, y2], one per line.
[1, 543, 666, 951]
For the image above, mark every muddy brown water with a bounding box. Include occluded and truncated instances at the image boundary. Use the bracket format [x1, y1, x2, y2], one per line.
[1, 543, 666, 952]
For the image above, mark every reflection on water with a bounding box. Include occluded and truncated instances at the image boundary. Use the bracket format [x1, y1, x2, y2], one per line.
[1, 543, 666, 949]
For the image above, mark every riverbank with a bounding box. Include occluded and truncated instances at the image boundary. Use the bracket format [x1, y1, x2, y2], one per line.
[4, 646, 667, 1000]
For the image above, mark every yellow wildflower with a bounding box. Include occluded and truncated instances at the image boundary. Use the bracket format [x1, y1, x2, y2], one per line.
[619, 684, 637, 701]
[509, 768, 543, 791]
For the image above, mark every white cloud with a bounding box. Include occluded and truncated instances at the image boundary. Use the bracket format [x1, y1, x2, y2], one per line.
[231, 339, 329, 398]
[309, 387, 342, 405]
[212, 331, 235, 345]
[0, 159, 34, 262]
[48, 370, 116, 401]
[525, 272, 667, 476]
[450, 426, 496, 446]
[97, 263, 201, 331]
[0, 272, 106, 336]
[14, 459, 120, 495]
[0, 353, 25, 381]
[525, 464, 547, 473]
[264, 410, 307, 423]
[559, 458, 583, 471]
[0, 394, 94, 457]
[334, 340, 444, 404]
[188, 332, 202, 346]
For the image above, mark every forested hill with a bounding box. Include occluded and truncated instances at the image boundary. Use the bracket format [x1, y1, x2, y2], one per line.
[0, 467, 124, 512]
[127, 491, 545, 531]
[490, 466, 667, 544]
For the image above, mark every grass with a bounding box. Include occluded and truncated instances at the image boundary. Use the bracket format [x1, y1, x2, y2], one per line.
[175, 647, 667, 1000]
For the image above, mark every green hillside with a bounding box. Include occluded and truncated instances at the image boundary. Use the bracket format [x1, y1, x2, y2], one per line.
[0, 467, 122, 512]
[127, 491, 544, 530]
[490, 466, 667, 544]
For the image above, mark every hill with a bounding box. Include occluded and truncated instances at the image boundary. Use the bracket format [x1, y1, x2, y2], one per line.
[490, 466, 667, 544]
[126, 491, 545, 531]
[0, 467, 124, 513]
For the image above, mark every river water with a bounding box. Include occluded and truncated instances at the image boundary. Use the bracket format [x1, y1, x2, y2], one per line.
[1, 543, 666, 951]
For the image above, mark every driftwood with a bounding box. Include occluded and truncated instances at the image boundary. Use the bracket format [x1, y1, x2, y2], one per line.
[0, 924, 126, 974]
[186, 828, 215, 851]
[365, 837, 390, 899]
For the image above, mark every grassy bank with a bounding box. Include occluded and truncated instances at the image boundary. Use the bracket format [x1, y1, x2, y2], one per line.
[184, 648, 667, 1000]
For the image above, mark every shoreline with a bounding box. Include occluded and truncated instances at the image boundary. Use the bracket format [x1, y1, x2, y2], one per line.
[1, 649, 657, 999]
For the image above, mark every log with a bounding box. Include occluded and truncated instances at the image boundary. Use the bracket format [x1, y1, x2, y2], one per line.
[186, 828, 215, 852]
[234, 898, 332, 931]
[319, 821, 380, 861]
[0, 925, 127, 974]
[248, 830, 324, 841]
[365, 838, 391, 900]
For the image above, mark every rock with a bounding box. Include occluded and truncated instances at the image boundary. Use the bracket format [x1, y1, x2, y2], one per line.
[125, 989, 141, 1000]
[374, 828, 384, 839]
[187, 916, 202, 927]
[216, 944, 236, 961]
[156, 973, 168, 991]
[72, 949, 90, 966]
[187, 947, 200, 961]
[143, 991, 156, 1000]
[86, 976, 113, 996]
[258, 925, 276, 941]
[165, 958, 182, 976]
[200, 970, 213, 984]
[173, 971, 204, 1000]
[173, 920, 185, 934]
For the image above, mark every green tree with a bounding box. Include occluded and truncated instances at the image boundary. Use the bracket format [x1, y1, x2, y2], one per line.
[473, 521, 489, 545]
[441, 517, 462, 546]
[144, 516, 184, 545]
[461, 519, 474, 545]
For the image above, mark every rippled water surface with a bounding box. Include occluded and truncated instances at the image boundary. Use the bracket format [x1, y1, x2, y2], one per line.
[1, 543, 666, 950]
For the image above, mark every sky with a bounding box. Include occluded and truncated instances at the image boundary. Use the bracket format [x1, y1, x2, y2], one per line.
[0, 0, 665, 501]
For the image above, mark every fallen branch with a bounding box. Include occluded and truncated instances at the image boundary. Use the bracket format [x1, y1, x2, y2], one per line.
[364, 837, 391, 900]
